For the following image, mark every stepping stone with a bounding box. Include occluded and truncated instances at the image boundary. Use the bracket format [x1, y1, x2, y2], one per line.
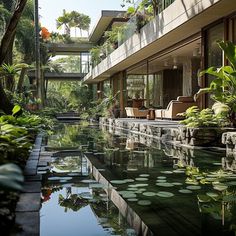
[25, 174, 42, 182]
[37, 166, 49, 171]
[24, 167, 37, 176]
[15, 212, 39, 236]
[22, 182, 41, 193]
[26, 160, 38, 169]
[37, 161, 48, 167]
[16, 193, 41, 212]
[37, 170, 47, 174]
[28, 155, 39, 161]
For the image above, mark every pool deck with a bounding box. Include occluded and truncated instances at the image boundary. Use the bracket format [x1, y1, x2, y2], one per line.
[114, 118, 181, 127]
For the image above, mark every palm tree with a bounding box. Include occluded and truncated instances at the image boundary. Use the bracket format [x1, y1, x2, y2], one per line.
[79, 14, 91, 36]
[56, 9, 72, 35]
[69, 11, 91, 37]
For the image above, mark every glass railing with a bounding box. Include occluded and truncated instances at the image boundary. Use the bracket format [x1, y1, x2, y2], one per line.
[118, 0, 176, 46]
[158, 0, 176, 13]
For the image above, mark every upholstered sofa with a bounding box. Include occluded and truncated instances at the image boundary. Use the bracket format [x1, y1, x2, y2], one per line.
[125, 107, 148, 118]
[155, 96, 197, 120]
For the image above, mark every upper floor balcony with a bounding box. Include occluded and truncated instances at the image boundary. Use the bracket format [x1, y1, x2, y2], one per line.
[84, 0, 236, 83]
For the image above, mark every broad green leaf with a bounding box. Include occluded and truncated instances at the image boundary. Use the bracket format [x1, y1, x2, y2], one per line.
[218, 41, 236, 69]
[12, 105, 21, 116]
[0, 164, 24, 191]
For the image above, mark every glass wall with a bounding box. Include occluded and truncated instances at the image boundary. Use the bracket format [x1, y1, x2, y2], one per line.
[205, 22, 224, 106]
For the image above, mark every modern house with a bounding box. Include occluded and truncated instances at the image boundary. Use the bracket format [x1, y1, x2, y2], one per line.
[83, 0, 236, 117]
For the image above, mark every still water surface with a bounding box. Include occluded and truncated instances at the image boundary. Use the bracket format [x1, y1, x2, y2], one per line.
[40, 122, 236, 236]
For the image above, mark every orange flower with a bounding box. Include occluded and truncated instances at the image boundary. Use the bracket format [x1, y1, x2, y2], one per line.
[40, 27, 51, 40]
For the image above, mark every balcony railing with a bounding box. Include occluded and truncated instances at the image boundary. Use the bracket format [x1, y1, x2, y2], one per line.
[118, 0, 176, 46]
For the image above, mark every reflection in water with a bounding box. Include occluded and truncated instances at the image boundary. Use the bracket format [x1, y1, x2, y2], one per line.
[42, 123, 236, 236]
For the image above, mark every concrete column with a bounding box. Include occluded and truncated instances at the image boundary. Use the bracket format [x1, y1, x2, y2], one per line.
[182, 58, 200, 96]
[182, 58, 192, 96]
[119, 72, 125, 117]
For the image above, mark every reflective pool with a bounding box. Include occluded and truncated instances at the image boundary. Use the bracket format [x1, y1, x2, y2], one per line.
[40, 122, 236, 236]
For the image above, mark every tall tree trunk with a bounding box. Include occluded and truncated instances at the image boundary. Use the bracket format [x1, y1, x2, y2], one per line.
[0, 0, 27, 64]
[0, 80, 14, 114]
[16, 67, 27, 93]
[0, 0, 27, 114]
[5, 75, 14, 92]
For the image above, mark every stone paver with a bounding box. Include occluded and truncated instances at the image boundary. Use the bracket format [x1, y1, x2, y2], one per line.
[16, 193, 41, 212]
[25, 174, 42, 182]
[24, 167, 37, 176]
[14, 212, 39, 236]
[22, 182, 41, 193]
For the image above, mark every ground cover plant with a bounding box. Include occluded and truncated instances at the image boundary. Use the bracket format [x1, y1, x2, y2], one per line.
[0, 104, 54, 234]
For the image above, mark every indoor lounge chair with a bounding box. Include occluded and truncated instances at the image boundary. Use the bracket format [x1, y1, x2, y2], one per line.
[155, 96, 197, 120]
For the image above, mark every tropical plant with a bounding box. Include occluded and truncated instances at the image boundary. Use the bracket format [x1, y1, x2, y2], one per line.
[88, 90, 120, 119]
[121, 0, 159, 16]
[0, 163, 24, 191]
[179, 105, 230, 128]
[0, 63, 29, 91]
[90, 46, 102, 67]
[56, 9, 72, 35]
[56, 10, 91, 37]
[195, 41, 236, 126]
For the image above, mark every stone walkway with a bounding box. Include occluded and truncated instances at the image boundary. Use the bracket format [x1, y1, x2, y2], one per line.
[13, 134, 53, 236]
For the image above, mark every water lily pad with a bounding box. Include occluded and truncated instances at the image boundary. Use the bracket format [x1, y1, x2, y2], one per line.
[213, 184, 228, 191]
[135, 188, 146, 193]
[156, 191, 174, 198]
[81, 179, 98, 183]
[135, 189, 146, 194]
[186, 185, 201, 190]
[127, 198, 138, 202]
[205, 177, 217, 182]
[206, 192, 219, 198]
[157, 176, 166, 179]
[135, 183, 149, 187]
[172, 182, 183, 186]
[123, 179, 135, 183]
[110, 180, 127, 184]
[197, 194, 211, 203]
[127, 188, 139, 191]
[89, 183, 105, 188]
[156, 183, 174, 187]
[213, 162, 222, 166]
[173, 170, 185, 174]
[225, 181, 236, 186]
[119, 190, 133, 195]
[135, 178, 149, 181]
[179, 189, 192, 194]
[139, 174, 150, 177]
[122, 193, 137, 199]
[223, 195, 236, 202]
[128, 184, 138, 188]
[143, 192, 156, 197]
[160, 171, 173, 174]
[138, 200, 152, 206]
[156, 179, 167, 183]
